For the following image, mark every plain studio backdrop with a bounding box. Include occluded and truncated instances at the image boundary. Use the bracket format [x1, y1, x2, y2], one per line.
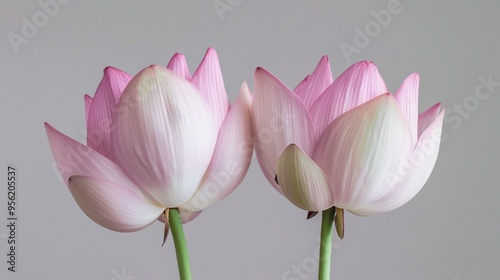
[1, 1, 499, 279]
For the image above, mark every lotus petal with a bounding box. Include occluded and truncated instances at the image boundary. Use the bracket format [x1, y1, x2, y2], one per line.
[310, 61, 388, 139]
[69, 175, 165, 232]
[191, 48, 230, 129]
[45, 123, 139, 189]
[276, 144, 333, 211]
[353, 110, 445, 215]
[253, 67, 315, 192]
[184, 83, 253, 212]
[395, 73, 419, 144]
[112, 65, 217, 207]
[166, 53, 192, 80]
[418, 103, 441, 138]
[294, 55, 333, 109]
[86, 67, 132, 161]
[313, 94, 413, 210]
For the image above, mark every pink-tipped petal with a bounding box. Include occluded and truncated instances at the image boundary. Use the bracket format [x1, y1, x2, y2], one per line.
[353, 110, 445, 215]
[418, 103, 441, 139]
[68, 175, 165, 232]
[190, 48, 230, 129]
[276, 144, 333, 211]
[253, 67, 316, 192]
[183, 82, 253, 212]
[293, 56, 334, 109]
[84, 94, 92, 124]
[86, 67, 132, 161]
[112, 65, 218, 207]
[395, 73, 419, 144]
[310, 61, 388, 139]
[45, 123, 138, 188]
[166, 53, 192, 80]
[313, 94, 413, 210]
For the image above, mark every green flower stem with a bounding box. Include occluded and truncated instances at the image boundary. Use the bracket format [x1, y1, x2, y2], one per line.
[169, 208, 192, 280]
[318, 207, 335, 280]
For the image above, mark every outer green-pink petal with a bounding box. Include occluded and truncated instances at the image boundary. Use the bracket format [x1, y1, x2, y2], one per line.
[352, 110, 445, 215]
[276, 144, 333, 211]
[310, 61, 388, 139]
[68, 175, 165, 232]
[183, 83, 253, 212]
[86, 67, 132, 161]
[313, 94, 413, 211]
[293, 55, 333, 109]
[253, 67, 315, 193]
[112, 65, 217, 207]
[395, 73, 419, 144]
[166, 53, 192, 80]
[45, 123, 139, 189]
[190, 48, 230, 129]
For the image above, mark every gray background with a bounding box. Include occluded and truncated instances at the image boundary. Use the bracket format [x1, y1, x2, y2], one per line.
[1, 1, 499, 279]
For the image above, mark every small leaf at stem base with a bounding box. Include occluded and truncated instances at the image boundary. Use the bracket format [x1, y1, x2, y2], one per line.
[334, 208, 344, 239]
[307, 211, 318, 219]
[162, 209, 170, 247]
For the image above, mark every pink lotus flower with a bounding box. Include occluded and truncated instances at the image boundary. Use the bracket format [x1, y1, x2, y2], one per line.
[253, 57, 444, 216]
[46, 48, 253, 232]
